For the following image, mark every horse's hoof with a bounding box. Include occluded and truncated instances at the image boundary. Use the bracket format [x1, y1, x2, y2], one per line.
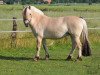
[34, 56, 39, 61]
[45, 55, 49, 60]
[66, 55, 73, 61]
[77, 56, 82, 61]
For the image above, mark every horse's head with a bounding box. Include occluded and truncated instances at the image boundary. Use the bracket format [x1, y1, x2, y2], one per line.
[22, 6, 44, 27]
[22, 6, 32, 27]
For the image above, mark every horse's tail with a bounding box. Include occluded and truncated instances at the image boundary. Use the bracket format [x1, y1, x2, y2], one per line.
[81, 19, 91, 56]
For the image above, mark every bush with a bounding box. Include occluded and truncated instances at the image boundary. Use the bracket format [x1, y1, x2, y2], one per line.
[4, 0, 14, 4]
[21, 0, 34, 5]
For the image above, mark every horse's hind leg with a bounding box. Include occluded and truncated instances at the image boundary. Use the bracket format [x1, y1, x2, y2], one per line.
[66, 36, 77, 61]
[69, 36, 82, 61]
[42, 39, 49, 60]
[75, 37, 82, 61]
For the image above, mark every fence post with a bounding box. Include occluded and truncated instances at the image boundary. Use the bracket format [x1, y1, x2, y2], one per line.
[11, 17, 17, 48]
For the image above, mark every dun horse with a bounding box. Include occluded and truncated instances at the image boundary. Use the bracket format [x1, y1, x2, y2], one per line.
[22, 6, 91, 61]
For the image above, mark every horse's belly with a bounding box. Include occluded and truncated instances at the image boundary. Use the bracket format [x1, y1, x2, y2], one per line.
[44, 26, 68, 39]
[44, 32, 65, 39]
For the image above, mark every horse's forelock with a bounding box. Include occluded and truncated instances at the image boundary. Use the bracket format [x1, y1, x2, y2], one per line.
[23, 7, 28, 17]
[23, 6, 31, 17]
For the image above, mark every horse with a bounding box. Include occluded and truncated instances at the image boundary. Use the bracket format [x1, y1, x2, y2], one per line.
[22, 6, 91, 61]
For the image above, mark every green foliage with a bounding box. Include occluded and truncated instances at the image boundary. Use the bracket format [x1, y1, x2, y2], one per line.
[4, 0, 15, 4]
[21, 0, 34, 5]
[3, 0, 100, 5]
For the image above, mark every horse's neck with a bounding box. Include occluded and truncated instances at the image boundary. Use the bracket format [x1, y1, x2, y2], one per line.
[31, 12, 43, 25]
[31, 12, 63, 26]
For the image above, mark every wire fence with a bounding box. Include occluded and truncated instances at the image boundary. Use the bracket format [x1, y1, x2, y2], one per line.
[0, 17, 100, 21]
[0, 18, 100, 49]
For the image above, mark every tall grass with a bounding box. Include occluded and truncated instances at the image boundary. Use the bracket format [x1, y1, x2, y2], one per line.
[0, 5, 100, 48]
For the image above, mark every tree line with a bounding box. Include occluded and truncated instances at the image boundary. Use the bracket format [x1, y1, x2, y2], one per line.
[53, 0, 100, 3]
[3, 0, 100, 4]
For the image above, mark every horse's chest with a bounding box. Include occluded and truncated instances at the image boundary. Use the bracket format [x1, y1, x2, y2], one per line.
[29, 25, 38, 37]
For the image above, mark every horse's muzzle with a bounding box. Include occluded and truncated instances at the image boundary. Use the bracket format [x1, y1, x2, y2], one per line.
[24, 20, 29, 27]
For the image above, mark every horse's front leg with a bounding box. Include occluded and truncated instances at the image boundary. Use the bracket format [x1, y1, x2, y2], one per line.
[42, 39, 49, 60]
[34, 36, 42, 61]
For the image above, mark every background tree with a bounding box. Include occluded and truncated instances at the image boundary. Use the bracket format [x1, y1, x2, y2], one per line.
[89, 0, 92, 5]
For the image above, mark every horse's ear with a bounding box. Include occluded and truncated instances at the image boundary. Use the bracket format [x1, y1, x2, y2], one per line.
[29, 6, 31, 10]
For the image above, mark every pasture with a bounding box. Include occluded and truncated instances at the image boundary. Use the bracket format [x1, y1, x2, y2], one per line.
[0, 4, 100, 75]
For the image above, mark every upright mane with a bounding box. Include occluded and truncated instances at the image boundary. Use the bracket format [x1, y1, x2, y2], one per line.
[23, 6, 44, 15]
[29, 6, 44, 15]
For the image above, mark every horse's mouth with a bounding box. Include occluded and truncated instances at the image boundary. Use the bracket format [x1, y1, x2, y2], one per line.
[25, 23, 29, 27]
[23, 22, 28, 27]
[25, 25, 28, 27]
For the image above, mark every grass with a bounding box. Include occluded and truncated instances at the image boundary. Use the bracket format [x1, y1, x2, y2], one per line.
[0, 43, 100, 75]
[0, 4, 100, 75]
[0, 31, 100, 75]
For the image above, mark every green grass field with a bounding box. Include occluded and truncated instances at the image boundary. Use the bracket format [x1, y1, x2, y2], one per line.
[0, 43, 100, 75]
[0, 4, 100, 75]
